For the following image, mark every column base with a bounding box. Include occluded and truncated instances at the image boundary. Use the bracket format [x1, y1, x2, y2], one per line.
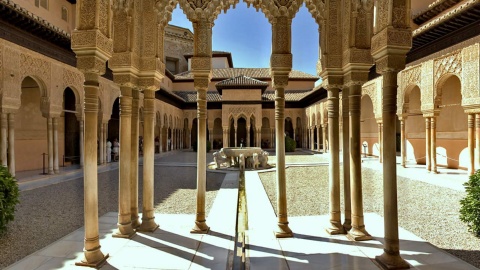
[75, 248, 109, 268]
[375, 252, 410, 270]
[131, 215, 141, 229]
[137, 217, 159, 232]
[113, 223, 136, 239]
[275, 222, 293, 238]
[342, 219, 352, 232]
[326, 221, 346, 235]
[191, 220, 210, 234]
[347, 226, 372, 241]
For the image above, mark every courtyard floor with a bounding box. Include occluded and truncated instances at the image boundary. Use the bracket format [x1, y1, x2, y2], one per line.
[1, 150, 479, 269]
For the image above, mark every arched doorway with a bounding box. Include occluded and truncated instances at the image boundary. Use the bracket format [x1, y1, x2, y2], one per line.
[237, 117, 247, 147]
[63, 88, 80, 164]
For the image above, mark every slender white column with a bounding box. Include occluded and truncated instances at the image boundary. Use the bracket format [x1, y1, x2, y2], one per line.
[400, 118, 407, 167]
[317, 125, 321, 151]
[1, 113, 7, 167]
[234, 126, 237, 147]
[114, 86, 135, 238]
[130, 91, 140, 228]
[53, 117, 59, 173]
[425, 117, 431, 171]
[47, 117, 54, 174]
[310, 127, 314, 150]
[79, 73, 106, 265]
[99, 122, 104, 164]
[347, 83, 371, 240]
[80, 120, 84, 167]
[326, 86, 344, 235]
[246, 127, 250, 147]
[323, 124, 328, 153]
[468, 114, 475, 175]
[342, 87, 351, 231]
[431, 117, 437, 173]
[7, 113, 15, 176]
[138, 89, 158, 232]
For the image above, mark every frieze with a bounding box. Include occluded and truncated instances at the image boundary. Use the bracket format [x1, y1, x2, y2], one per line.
[421, 60, 434, 112]
[434, 50, 462, 84]
[271, 54, 293, 69]
[461, 44, 480, 100]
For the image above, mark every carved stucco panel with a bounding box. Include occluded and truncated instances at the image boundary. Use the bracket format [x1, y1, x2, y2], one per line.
[461, 43, 480, 104]
[421, 60, 434, 112]
[434, 50, 462, 91]
[398, 64, 421, 115]
[362, 78, 378, 117]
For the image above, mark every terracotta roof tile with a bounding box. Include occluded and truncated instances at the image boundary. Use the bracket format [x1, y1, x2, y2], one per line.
[216, 75, 269, 87]
[262, 90, 313, 101]
[175, 91, 222, 103]
[175, 68, 318, 80]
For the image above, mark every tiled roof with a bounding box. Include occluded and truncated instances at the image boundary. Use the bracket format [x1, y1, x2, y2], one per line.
[174, 68, 319, 80]
[216, 75, 268, 88]
[175, 91, 222, 103]
[262, 90, 314, 102]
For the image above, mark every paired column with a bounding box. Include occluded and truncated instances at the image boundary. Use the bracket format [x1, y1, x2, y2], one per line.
[400, 117, 407, 167]
[342, 88, 351, 231]
[7, 113, 15, 176]
[430, 117, 437, 173]
[347, 83, 371, 241]
[425, 117, 431, 172]
[114, 86, 135, 238]
[79, 73, 107, 265]
[53, 117, 59, 173]
[138, 89, 158, 232]
[377, 121, 383, 163]
[130, 90, 140, 228]
[47, 117, 54, 174]
[326, 86, 343, 235]
[1, 113, 7, 167]
[468, 114, 475, 175]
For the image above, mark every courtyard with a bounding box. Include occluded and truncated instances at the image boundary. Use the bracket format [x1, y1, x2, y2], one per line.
[0, 150, 479, 269]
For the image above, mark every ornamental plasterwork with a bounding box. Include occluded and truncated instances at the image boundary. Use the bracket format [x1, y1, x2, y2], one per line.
[461, 43, 479, 103]
[245, 0, 302, 23]
[398, 64, 421, 115]
[20, 53, 51, 94]
[434, 50, 462, 85]
[228, 106, 258, 120]
[177, 0, 238, 22]
[421, 60, 435, 112]
[362, 76, 382, 118]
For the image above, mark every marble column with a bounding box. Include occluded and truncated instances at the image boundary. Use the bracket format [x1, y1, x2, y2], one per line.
[326, 86, 344, 235]
[138, 89, 158, 232]
[130, 90, 140, 228]
[317, 125, 321, 151]
[476, 114, 480, 169]
[191, 83, 210, 233]
[468, 114, 475, 175]
[7, 113, 15, 176]
[347, 83, 371, 240]
[323, 124, 328, 153]
[159, 126, 163, 153]
[80, 73, 106, 265]
[99, 122, 104, 164]
[430, 117, 437, 173]
[246, 127, 250, 147]
[53, 117, 59, 173]
[342, 87, 351, 231]
[425, 117, 431, 172]
[310, 127, 315, 150]
[378, 122, 383, 163]
[80, 120, 84, 167]
[234, 126, 237, 147]
[400, 117, 407, 167]
[47, 117, 54, 174]
[376, 70, 409, 269]
[223, 127, 228, 148]
[1, 113, 7, 167]
[114, 86, 135, 238]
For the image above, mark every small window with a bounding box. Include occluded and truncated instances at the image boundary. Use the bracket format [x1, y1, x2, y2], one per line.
[40, 0, 48, 9]
[166, 57, 179, 74]
[61, 6, 68, 21]
[34, 0, 39, 7]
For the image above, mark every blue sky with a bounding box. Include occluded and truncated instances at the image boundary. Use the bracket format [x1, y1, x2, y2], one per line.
[170, 2, 319, 76]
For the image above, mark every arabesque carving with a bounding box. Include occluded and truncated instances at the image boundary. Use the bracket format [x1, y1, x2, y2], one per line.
[434, 50, 462, 83]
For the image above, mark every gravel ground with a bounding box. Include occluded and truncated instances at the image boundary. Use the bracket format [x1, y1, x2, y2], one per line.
[258, 161, 480, 268]
[0, 163, 224, 268]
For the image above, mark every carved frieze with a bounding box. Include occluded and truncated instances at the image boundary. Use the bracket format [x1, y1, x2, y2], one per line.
[461, 43, 480, 102]
[434, 50, 462, 83]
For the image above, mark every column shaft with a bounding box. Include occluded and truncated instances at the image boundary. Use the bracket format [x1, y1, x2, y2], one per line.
[138, 90, 158, 232]
[80, 120, 84, 167]
[53, 117, 59, 173]
[47, 117, 54, 174]
[378, 122, 383, 163]
[7, 114, 15, 176]
[323, 124, 328, 153]
[114, 86, 135, 238]
[348, 83, 371, 240]
[468, 114, 475, 175]
[1, 113, 7, 167]
[130, 91, 140, 228]
[99, 123, 104, 164]
[425, 117, 431, 171]
[317, 126, 321, 151]
[342, 88, 351, 231]
[326, 87, 344, 235]
[80, 74, 106, 264]
[430, 117, 437, 173]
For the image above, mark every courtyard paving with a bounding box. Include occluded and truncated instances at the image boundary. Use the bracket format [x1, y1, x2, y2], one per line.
[1, 150, 479, 269]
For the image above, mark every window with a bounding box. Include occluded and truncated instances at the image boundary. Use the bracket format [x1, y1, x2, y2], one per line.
[61, 6, 68, 21]
[40, 0, 48, 9]
[166, 57, 179, 74]
[34, 0, 39, 7]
